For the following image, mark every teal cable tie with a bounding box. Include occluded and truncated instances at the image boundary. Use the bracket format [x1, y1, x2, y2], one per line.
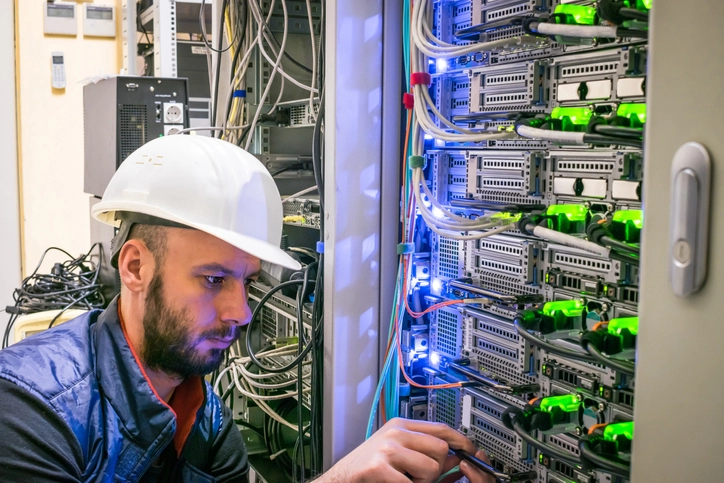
[397, 243, 415, 255]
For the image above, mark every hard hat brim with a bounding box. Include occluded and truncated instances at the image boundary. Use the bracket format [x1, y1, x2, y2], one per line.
[92, 201, 302, 271]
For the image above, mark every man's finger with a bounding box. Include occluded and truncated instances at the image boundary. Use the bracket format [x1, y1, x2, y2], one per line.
[385, 445, 443, 482]
[391, 420, 477, 454]
[459, 460, 496, 483]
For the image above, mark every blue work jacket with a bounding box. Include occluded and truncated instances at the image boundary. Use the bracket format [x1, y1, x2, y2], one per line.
[0, 298, 248, 482]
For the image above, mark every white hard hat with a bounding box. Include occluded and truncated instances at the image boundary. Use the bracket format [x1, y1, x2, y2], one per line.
[91, 135, 302, 271]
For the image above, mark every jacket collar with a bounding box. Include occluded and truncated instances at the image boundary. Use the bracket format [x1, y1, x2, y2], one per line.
[92, 297, 177, 450]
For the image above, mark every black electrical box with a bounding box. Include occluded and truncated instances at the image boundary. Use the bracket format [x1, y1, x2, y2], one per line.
[83, 76, 189, 198]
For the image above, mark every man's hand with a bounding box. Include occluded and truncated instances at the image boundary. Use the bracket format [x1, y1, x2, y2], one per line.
[318, 418, 495, 483]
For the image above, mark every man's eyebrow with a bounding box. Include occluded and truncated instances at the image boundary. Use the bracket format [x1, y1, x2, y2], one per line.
[193, 263, 262, 279]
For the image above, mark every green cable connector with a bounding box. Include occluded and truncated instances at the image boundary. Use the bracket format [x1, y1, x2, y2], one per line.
[545, 203, 589, 234]
[554, 4, 597, 25]
[603, 421, 635, 442]
[617, 103, 647, 128]
[542, 299, 585, 318]
[491, 212, 522, 223]
[611, 209, 643, 243]
[546, 203, 588, 221]
[551, 107, 593, 132]
[607, 317, 639, 337]
[539, 394, 581, 414]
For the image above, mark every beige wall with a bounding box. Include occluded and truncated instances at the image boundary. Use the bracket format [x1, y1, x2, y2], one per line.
[16, 0, 120, 273]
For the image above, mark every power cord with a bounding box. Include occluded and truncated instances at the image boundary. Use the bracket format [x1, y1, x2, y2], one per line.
[3, 244, 105, 348]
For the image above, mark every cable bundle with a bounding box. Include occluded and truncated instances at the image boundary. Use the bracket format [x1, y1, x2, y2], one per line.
[3, 245, 105, 348]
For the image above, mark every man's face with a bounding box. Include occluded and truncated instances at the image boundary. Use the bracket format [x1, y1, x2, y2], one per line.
[140, 228, 261, 378]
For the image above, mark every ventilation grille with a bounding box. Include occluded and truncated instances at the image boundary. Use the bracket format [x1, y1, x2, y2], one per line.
[476, 258, 523, 276]
[556, 160, 615, 173]
[553, 253, 612, 273]
[119, 105, 147, 160]
[473, 270, 539, 295]
[476, 337, 518, 361]
[474, 189, 543, 205]
[479, 177, 525, 190]
[433, 309, 462, 358]
[561, 62, 619, 78]
[479, 158, 526, 170]
[489, 139, 549, 149]
[477, 239, 524, 257]
[547, 435, 580, 457]
[475, 318, 519, 344]
[437, 236, 463, 279]
[484, 92, 530, 105]
[485, 73, 527, 87]
[473, 347, 536, 386]
[471, 426, 534, 475]
[261, 306, 277, 340]
[487, 24, 525, 42]
[487, 3, 534, 21]
[433, 386, 460, 429]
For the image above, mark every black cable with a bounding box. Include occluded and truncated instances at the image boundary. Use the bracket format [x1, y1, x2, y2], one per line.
[582, 133, 644, 149]
[270, 164, 308, 177]
[606, 249, 640, 266]
[579, 437, 632, 479]
[512, 419, 583, 467]
[294, 262, 316, 483]
[200, 0, 237, 54]
[616, 27, 648, 38]
[583, 342, 636, 377]
[514, 319, 597, 363]
[312, 91, 325, 210]
[246, 280, 316, 373]
[618, 7, 649, 22]
[3, 245, 105, 348]
[600, 236, 640, 255]
[592, 124, 643, 140]
[254, 0, 314, 74]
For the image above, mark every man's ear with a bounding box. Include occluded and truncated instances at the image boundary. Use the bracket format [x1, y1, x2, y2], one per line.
[117, 239, 156, 293]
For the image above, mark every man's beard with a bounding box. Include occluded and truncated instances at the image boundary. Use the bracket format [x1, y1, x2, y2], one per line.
[141, 275, 239, 378]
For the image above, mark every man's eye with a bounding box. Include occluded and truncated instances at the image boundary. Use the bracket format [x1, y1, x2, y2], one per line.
[245, 278, 257, 287]
[205, 276, 225, 286]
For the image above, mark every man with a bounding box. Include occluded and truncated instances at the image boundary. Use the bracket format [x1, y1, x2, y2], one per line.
[0, 136, 493, 482]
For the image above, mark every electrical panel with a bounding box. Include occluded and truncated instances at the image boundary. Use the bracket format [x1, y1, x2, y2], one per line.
[389, 1, 647, 481]
[83, 76, 189, 198]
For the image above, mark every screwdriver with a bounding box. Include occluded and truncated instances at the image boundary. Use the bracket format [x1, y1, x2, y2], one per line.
[448, 448, 537, 483]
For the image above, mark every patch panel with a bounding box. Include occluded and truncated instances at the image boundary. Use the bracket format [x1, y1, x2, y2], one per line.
[550, 45, 648, 107]
[548, 150, 643, 204]
[468, 60, 550, 113]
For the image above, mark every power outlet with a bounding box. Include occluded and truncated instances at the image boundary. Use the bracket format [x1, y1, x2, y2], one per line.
[164, 125, 183, 136]
[163, 102, 184, 124]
